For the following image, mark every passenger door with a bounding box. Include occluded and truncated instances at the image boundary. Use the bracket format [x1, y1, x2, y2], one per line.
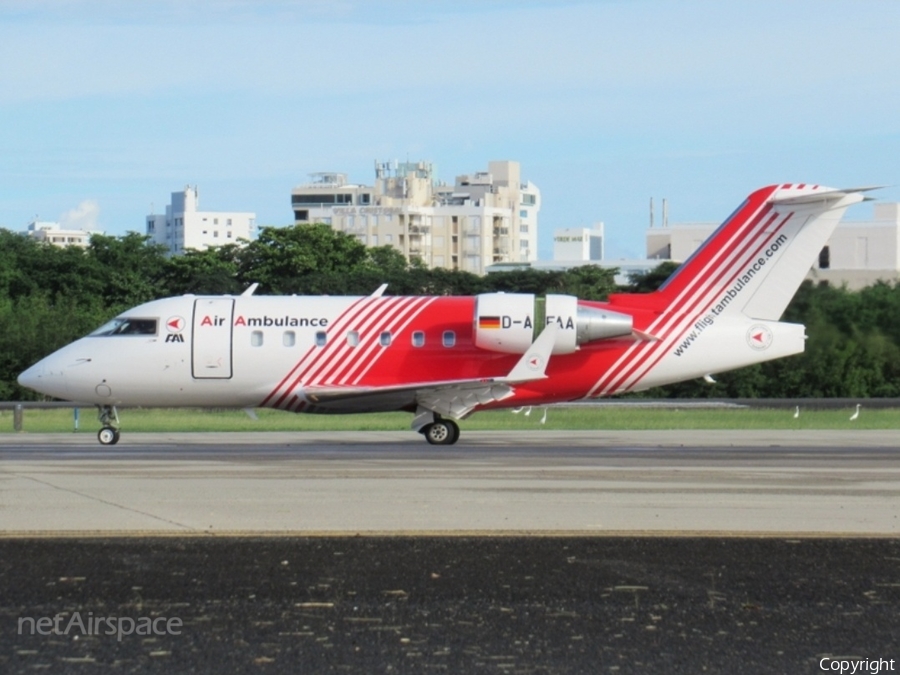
[192, 298, 234, 379]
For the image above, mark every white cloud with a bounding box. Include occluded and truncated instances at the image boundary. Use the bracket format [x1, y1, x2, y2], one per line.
[59, 200, 100, 231]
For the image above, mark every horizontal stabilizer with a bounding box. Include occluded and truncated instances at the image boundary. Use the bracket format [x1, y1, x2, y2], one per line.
[770, 186, 881, 206]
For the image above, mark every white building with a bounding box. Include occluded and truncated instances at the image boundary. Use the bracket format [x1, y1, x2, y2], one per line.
[645, 203, 900, 290]
[25, 220, 97, 248]
[290, 160, 540, 275]
[811, 203, 900, 288]
[553, 225, 604, 261]
[146, 186, 256, 255]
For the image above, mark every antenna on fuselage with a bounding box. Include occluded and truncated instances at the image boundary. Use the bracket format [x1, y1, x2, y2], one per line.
[241, 283, 259, 297]
[370, 283, 388, 298]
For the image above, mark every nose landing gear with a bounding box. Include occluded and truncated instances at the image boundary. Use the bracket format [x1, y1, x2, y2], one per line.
[97, 405, 121, 445]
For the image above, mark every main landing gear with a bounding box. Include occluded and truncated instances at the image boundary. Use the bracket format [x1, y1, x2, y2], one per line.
[421, 418, 460, 446]
[97, 405, 120, 445]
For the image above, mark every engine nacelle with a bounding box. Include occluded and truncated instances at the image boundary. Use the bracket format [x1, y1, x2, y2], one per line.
[474, 293, 535, 354]
[474, 293, 634, 355]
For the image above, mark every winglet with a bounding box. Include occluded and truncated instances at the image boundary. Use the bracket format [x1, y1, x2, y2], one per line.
[502, 323, 558, 383]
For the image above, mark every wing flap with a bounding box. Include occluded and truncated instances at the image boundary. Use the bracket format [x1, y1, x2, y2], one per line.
[302, 378, 515, 420]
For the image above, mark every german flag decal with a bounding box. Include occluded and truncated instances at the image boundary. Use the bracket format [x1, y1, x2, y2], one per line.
[478, 316, 502, 329]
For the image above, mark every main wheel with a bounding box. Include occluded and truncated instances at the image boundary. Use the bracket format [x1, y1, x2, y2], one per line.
[447, 420, 460, 445]
[423, 420, 460, 446]
[98, 426, 119, 445]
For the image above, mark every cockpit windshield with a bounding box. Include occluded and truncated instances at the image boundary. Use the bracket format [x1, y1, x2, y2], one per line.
[89, 317, 158, 337]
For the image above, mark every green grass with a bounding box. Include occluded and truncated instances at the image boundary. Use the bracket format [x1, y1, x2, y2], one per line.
[2, 405, 898, 434]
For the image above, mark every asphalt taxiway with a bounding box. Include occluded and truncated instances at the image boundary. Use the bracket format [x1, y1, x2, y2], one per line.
[0, 430, 897, 535]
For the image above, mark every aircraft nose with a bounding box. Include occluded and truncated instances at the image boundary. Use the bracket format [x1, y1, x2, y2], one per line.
[17, 362, 44, 389]
[17, 359, 68, 398]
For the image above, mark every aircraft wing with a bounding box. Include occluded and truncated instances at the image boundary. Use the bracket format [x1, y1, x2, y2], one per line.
[304, 378, 516, 419]
[302, 324, 559, 420]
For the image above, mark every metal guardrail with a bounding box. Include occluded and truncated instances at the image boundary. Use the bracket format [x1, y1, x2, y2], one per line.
[565, 398, 900, 410]
[0, 402, 96, 432]
[2, 398, 899, 433]
[0, 402, 97, 410]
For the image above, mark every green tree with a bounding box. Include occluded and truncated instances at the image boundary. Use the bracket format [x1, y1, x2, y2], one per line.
[162, 245, 243, 295]
[482, 269, 568, 296]
[86, 233, 168, 305]
[558, 265, 618, 300]
[623, 261, 680, 293]
[0, 293, 111, 400]
[238, 224, 369, 293]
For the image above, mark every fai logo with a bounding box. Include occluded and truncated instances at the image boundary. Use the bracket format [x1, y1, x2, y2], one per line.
[746, 324, 773, 351]
[166, 316, 185, 333]
[165, 316, 185, 343]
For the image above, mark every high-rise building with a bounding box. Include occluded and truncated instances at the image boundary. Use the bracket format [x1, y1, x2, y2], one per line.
[147, 186, 256, 255]
[290, 160, 540, 275]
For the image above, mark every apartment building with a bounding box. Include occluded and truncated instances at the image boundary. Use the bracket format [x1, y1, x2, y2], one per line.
[24, 220, 97, 248]
[290, 160, 540, 275]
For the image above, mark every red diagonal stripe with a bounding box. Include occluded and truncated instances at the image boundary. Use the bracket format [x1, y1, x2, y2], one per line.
[599, 212, 794, 396]
[260, 295, 368, 407]
[328, 297, 430, 385]
[588, 189, 777, 397]
[309, 296, 417, 386]
[265, 295, 387, 408]
[349, 297, 438, 385]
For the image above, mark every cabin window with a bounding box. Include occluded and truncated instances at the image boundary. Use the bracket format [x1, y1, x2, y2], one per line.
[379, 331, 392, 347]
[442, 330, 456, 348]
[89, 317, 158, 337]
[283, 331, 296, 347]
[315, 331, 327, 347]
[250, 331, 263, 347]
[412, 331, 425, 347]
[346, 330, 360, 347]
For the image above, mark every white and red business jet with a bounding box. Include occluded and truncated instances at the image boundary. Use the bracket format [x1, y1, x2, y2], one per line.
[18, 184, 868, 445]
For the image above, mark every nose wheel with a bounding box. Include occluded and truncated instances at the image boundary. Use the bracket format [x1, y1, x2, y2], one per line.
[96, 405, 121, 445]
[98, 426, 120, 445]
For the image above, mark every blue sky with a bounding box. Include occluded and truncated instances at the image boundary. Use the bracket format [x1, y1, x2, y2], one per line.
[2, 0, 899, 260]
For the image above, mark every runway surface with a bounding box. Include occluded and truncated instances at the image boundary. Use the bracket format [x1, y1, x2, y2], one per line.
[2, 431, 899, 672]
[2, 536, 899, 674]
[0, 430, 898, 535]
